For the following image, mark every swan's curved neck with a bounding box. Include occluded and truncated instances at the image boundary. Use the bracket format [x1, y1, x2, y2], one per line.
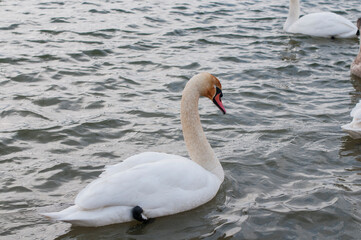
[180, 77, 224, 181]
[284, 0, 300, 31]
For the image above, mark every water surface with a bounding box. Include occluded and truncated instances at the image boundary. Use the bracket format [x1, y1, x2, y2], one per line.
[1, 0, 361, 239]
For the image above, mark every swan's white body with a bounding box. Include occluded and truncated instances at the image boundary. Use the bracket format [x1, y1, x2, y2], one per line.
[43, 152, 221, 227]
[283, 0, 357, 38]
[42, 73, 226, 227]
[342, 101, 361, 139]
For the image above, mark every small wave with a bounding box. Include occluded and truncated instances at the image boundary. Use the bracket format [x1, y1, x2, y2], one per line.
[0, 23, 20, 30]
[10, 73, 43, 83]
[0, 186, 32, 193]
[50, 17, 70, 23]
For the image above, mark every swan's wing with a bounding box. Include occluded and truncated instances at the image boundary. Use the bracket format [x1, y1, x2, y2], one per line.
[350, 101, 361, 118]
[100, 152, 173, 178]
[341, 122, 361, 139]
[289, 12, 357, 37]
[342, 101, 361, 138]
[350, 104, 361, 129]
[75, 157, 221, 217]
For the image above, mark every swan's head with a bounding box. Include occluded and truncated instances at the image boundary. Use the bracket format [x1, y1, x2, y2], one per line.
[357, 17, 361, 36]
[198, 72, 226, 114]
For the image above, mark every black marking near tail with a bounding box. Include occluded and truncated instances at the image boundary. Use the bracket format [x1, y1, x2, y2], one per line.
[132, 206, 148, 223]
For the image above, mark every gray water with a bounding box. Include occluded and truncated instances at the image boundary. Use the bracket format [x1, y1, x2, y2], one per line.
[1, 0, 361, 239]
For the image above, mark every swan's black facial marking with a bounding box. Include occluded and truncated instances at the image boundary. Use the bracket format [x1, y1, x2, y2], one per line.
[357, 30, 360, 36]
[132, 206, 149, 223]
[212, 87, 226, 114]
[215, 86, 223, 98]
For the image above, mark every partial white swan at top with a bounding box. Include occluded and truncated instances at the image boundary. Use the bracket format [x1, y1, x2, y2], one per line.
[41, 72, 226, 227]
[342, 99, 361, 139]
[283, 0, 358, 38]
[351, 18, 361, 78]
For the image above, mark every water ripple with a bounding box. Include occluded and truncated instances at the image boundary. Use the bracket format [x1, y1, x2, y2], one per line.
[1, 0, 361, 239]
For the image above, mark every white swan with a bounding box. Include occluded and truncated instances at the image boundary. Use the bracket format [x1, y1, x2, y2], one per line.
[351, 18, 361, 77]
[283, 0, 357, 38]
[41, 72, 226, 227]
[342, 100, 361, 139]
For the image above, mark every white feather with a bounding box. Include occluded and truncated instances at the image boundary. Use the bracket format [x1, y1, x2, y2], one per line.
[42, 152, 221, 227]
[342, 101, 361, 139]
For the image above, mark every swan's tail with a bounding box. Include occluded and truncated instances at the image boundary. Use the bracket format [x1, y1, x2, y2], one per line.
[40, 205, 134, 227]
[40, 205, 79, 221]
